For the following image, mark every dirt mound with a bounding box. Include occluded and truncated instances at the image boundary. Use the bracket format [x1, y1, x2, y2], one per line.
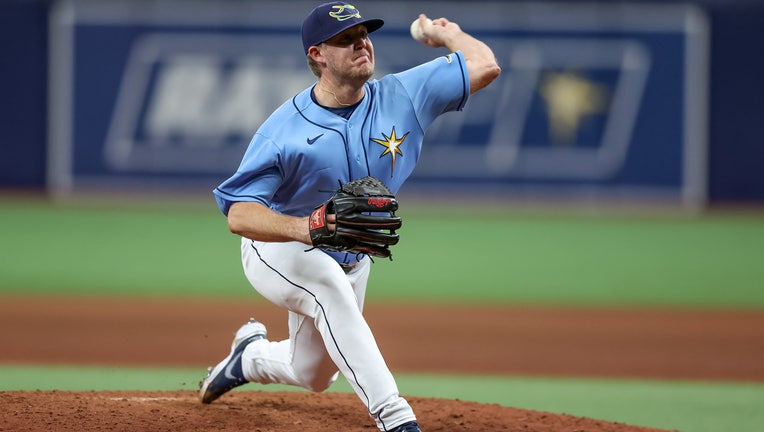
[1, 390, 673, 432]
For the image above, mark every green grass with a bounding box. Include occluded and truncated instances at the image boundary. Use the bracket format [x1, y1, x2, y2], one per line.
[373, 208, 764, 306]
[2, 198, 763, 307]
[0, 199, 247, 296]
[2, 365, 762, 432]
[2, 197, 764, 432]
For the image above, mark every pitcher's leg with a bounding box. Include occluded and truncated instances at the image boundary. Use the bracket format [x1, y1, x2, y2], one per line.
[240, 239, 415, 430]
[307, 267, 415, 430]
[242, 310, 338, 391]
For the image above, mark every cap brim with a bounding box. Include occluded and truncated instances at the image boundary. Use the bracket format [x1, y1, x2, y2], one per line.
[363, 18, 385, 34]
[324, 18, 384, 44]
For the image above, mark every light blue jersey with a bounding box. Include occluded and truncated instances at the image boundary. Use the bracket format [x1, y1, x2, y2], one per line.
[215, 51, 468, 213]
[214, 51, 468, 262]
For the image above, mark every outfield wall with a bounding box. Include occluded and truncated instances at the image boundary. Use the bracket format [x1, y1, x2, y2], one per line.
[2, 0, 764, 205]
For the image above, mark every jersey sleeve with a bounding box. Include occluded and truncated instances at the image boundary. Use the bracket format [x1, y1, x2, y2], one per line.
[213, 133, 283, 215]
[392, 50, 469, 129]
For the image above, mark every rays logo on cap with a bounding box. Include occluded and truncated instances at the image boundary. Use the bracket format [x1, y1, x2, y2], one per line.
[329, 4, 361, 21]
[301, 2, 384, 54]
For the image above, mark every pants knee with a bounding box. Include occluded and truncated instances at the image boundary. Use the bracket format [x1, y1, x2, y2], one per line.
[303, 371, 339, 392]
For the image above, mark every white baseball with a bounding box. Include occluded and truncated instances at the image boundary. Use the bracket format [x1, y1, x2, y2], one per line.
[409, 18, 432, 42]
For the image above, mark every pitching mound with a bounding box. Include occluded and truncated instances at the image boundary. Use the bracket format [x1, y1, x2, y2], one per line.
[1, 390, 672, 432]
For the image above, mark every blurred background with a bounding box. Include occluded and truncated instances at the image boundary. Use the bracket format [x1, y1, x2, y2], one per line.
[2, 2, 764, 431]
[1, 0, 762, 208]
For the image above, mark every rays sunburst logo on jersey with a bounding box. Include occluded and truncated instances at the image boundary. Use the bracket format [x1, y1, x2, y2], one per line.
[372, 126, 409, 172]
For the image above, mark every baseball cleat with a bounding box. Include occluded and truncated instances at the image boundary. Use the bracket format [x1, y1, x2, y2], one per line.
[198, 318, 267, 404]
[389, 420, 422, 432]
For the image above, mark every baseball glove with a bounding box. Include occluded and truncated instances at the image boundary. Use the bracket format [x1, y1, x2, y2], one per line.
[309, 176, 401, 258]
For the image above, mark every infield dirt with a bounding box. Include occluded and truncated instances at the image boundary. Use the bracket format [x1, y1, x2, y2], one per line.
[2, 297, 764, 431]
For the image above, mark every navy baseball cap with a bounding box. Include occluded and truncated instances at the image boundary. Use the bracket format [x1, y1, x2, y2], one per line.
[301, 2, 384, 54]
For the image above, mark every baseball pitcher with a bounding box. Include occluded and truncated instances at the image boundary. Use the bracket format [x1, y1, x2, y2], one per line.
[199, 2, 501, 432]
